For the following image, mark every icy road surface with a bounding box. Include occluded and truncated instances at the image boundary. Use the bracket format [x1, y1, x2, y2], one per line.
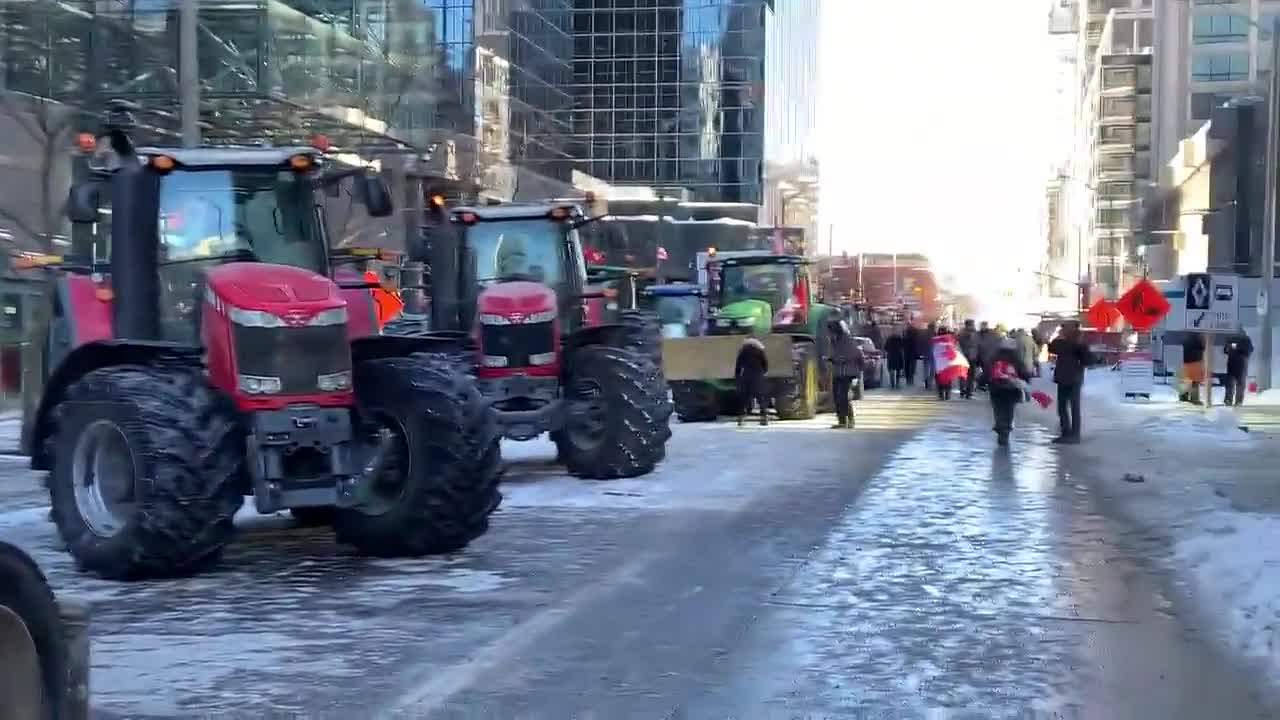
[0, 392, 1276, 719]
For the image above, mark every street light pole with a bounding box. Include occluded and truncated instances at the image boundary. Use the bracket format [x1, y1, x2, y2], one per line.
[1261, 17, 1280, 390]
[180, 0, 200, 147]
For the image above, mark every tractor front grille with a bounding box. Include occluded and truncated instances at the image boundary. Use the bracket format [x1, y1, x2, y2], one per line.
[232, 324, 351, 394]
[480, 321, 555, 367]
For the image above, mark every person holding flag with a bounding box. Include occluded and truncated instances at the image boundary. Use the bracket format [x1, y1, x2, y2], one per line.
[987, 336, 1051, 447]
[930, 327, 969, 401]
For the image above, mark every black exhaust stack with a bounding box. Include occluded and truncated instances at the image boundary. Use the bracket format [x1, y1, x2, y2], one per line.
[101, 104, 163, 342]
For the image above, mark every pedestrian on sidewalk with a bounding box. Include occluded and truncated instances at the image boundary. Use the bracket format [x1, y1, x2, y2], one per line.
[884, 330, 906, 389]
[956, 319, 980, 398]
[734, 332, 770, 427]
[824, 318, 865, 429]
[1225, 327, 1254, 407]
[1048, 320, 1089, 443]
[1014, 328, 1037, 382]
[988, 336, 1033, 447]
[979, 324, 1006, 392]
[1180, 333, 1207, 405]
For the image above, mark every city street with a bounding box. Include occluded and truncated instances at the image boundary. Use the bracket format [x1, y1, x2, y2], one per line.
[1, 390, 1277, 719]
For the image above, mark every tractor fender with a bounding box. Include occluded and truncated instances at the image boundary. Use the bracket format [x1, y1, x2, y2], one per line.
[350, 331, 474, 366]
[563, 323, 628, 356]
[25, 340, 202, 470]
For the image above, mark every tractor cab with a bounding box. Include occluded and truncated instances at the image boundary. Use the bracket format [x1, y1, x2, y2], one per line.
[708, 255, 815, 335]
[642, 283, 705, 339]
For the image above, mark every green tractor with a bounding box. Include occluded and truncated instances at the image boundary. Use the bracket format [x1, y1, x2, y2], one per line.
[661, 254, 840, 421]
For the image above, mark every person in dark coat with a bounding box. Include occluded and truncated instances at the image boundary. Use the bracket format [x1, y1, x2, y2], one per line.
[919, 322, 937, 389]
[1030, 327, 1046, 377]
[1180, 333, 1208, 405]
[902, 325, 919, 386]
[884, 330, 906, 389]
[956, 319, 980, 399]
[1225, 327, 1254, 406]
[734, 334, 770, 426]
[988, 336, 1034, 447]
[824, 319, 865, 429]
[1048, 321, 1089, 443]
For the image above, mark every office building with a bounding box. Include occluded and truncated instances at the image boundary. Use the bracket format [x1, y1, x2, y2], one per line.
[762, 0, 820, 250]
[564, 0, 773, 204]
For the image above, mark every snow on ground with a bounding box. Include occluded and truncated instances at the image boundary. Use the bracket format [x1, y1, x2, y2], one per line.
[1022, 367, 1280, 688]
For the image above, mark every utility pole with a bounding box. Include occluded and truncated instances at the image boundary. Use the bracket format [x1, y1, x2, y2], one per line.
[180, 0, 200, 147]
[1261, 17, 1280, 390]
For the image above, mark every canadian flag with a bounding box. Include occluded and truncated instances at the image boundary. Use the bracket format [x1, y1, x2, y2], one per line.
[931, 334, 970, 385]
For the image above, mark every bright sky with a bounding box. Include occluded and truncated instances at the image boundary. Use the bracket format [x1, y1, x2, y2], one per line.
[818, 0, 1055, 301]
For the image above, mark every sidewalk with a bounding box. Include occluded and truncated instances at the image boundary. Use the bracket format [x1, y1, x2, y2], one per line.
[1020, 368, 1280, 689]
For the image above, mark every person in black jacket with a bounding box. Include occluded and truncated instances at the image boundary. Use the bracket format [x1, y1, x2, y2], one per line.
[735, 334, 770, 426]
[884, 331, 906, 389]
[825, 319, 866, 429]
[1225, 328, 1254, 406]
[956, 319, 980, 398]
[901, 325, 919, 386]
[988, 336, 1033, 447]
[1048, 321, 1089, 443]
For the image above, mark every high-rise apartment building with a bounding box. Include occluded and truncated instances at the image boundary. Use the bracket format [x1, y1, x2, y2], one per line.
[563, 0, 773, 203]
[1057, 0, 1154, 301]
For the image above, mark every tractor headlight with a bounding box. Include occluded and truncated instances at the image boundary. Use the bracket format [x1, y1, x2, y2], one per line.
[479, 313, 510, 325]
[529, 351, 555, 366]
[716, 318, 732, 327]
[734, 318, 755, 327]
[317, 370, 352, 391]
[482, 355, 508, 367]
[526, 310, 557, 324]
[227, 306, 285, 328]
[238, 374, 283, 394]
[308, 308, 348, 326]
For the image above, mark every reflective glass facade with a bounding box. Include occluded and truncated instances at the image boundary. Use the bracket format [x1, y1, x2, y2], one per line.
[565, 0, 768, 203]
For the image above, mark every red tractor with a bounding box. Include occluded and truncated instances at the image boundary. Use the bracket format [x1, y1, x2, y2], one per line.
[18, 104, 501, 580]
[411, 200, 671, 478]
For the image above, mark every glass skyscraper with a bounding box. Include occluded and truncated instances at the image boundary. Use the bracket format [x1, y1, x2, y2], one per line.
[564, 0, 770, 203]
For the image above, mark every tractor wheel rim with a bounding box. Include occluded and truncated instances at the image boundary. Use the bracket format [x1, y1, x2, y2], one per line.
[0, 605, 45, 719]
[566, 379, 607, 451]
[356, 413, 409, 516]
[72, 419, 136, 538]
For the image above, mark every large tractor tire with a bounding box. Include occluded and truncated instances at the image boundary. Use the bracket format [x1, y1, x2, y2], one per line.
[772, 340, 819, 421]
[335, 354, 502, 556]
[672, 381, 719, 422]
[618, 309, 663, 366]
[46, 366, 244, 580]
[0, 542, 67, 720]
[557, 346, 672, 479]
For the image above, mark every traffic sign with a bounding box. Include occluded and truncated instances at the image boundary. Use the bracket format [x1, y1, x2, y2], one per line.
[1185, 272, 1238, 333]
[1117, 279, 1171, 331]
[1085, 299, 1121, 330]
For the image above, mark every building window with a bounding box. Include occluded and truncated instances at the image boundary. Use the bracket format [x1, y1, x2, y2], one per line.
[1097, 208, 1130, 228]
[1100, 125, 1135, 144]
[1098, 153, 1134, 174]
[1099, 181, 1134, 198]
[1100, 96, 1135, 118]
[1192, 14, 1249, 44]
[1192, 0, 1242, 5]
[1102, 67, 1136, 90]
[1261, 15, 1280, 39]
[1191, 52, 1249, 81]
[1190, 91, 1234, 119]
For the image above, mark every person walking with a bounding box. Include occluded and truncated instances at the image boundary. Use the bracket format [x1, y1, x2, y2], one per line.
[1224, 327, 1254, 407]
[884, 330, 906, 389]
[988, 336, 1034, 447]
[1014, 328, 1037, 382]
[1180, 333, 1207, 405]
[956, 319, 980, 399]
[1048, 320, 1089, 443]
[734, 332, 770, 426]
[825, 319, 865, 429]
[920, 321, 937, 389]
[902, 324, 919, 386]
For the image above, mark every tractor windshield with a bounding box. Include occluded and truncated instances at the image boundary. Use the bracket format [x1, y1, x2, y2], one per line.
[468, 219, 567, 288]
[158, 167, 326, 274]
[719, 263, 797, 311]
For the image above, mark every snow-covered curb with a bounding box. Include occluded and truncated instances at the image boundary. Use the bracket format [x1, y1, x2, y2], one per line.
[1020, 368, 1280, 685]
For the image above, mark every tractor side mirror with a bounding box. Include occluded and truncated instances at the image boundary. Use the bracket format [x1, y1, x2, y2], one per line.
[354, 172, 393, 217]
[66, 182, 101, 224]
